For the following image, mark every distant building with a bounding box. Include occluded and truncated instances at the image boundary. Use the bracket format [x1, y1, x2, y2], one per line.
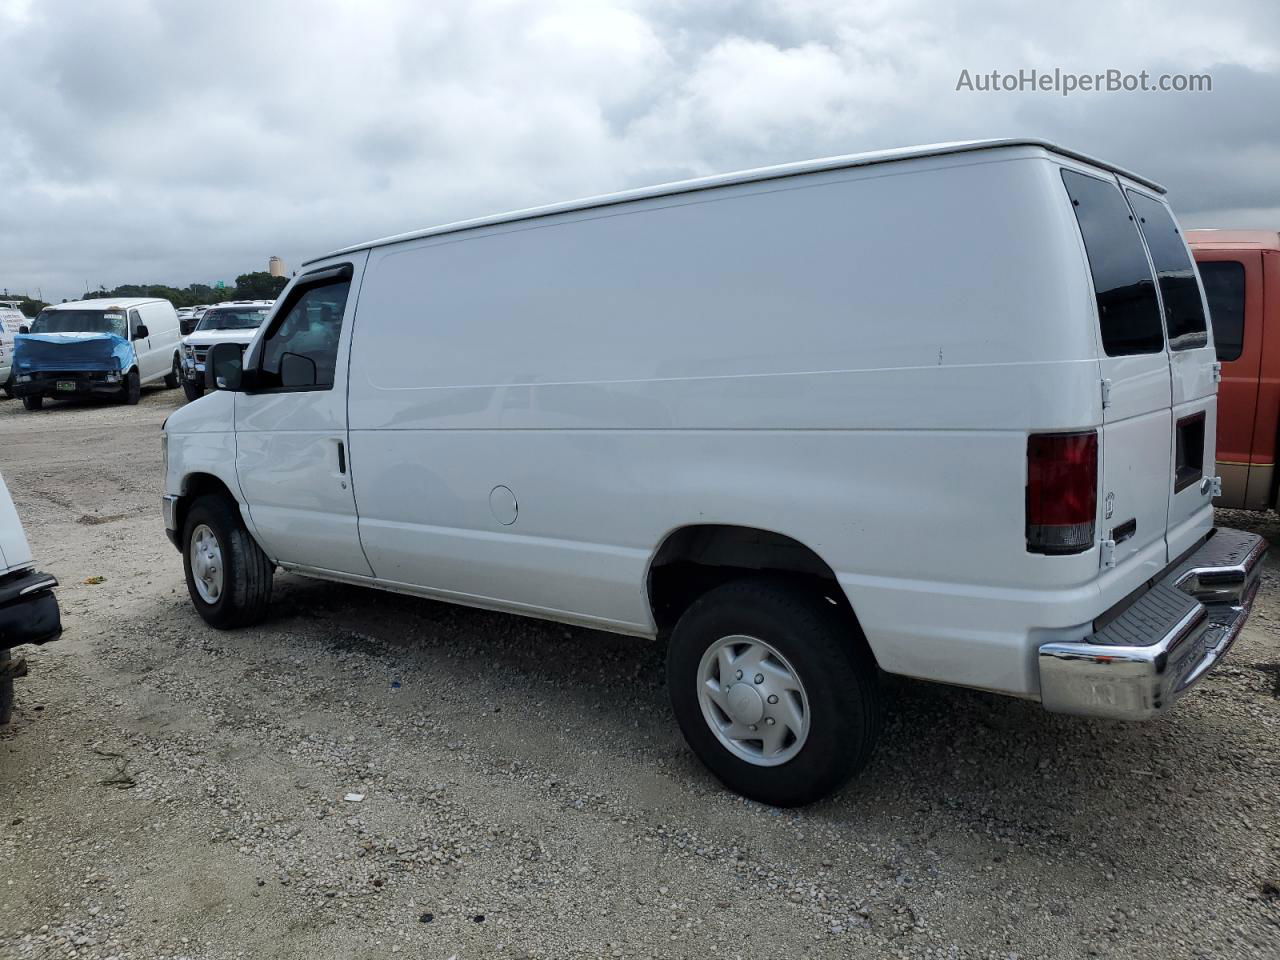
[268, 256, 286, 277]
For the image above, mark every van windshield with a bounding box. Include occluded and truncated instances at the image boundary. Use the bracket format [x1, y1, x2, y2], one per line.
[196, 307, 271, 331]
[29, 310, 128, 337]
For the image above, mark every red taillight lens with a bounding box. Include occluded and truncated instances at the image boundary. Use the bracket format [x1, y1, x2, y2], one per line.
[1026, 431, 1098, 554]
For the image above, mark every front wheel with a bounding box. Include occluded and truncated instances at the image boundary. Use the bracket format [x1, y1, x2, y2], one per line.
[667, 578, 883, 806]
[21, 395, 43, 411]
[121, 369, 140, 405]
[164, 356, 180, 389]
[182, 495, 274, 629]
[182, 378, 203, 403]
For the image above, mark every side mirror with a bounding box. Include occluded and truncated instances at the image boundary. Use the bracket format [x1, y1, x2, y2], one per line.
[17, 325, 28, 335]
[280, 352, 317, 388]
[206, 341, 244, 392]
[133, 324, 150, 340]
[179, 319, 195, 335]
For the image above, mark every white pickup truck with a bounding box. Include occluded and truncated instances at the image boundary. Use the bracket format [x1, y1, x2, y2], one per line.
[160, 139, 1266, 805]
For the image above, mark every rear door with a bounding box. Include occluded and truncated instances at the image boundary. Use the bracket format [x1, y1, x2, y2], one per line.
[1060, 167, 1171, 579]
[1194, 250, 1263, 507]
[1123, 185, 1217, 557]
[233, 256, 373, 577]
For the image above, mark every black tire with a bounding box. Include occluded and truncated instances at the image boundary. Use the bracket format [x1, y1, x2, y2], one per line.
[1, 375, 12, 399]
[182, 378, 203, 403]
[164, 356, 180, 389]
[21, 395, 43, 411]
[666, 578, 882, 806]
[182, 494, 273, 629]
[0, 649, 13, 725]
[122, 368, 141, 405]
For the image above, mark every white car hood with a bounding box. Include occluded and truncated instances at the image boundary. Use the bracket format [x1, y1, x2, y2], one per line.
[0, 471, 34, 574]
[183, 329, 261, 347]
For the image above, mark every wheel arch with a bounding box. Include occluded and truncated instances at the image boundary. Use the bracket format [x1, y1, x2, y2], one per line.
[645, 523, 868, 650]
[173, 471, 241, 542]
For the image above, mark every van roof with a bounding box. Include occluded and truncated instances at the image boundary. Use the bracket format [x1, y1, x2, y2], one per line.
[1185, 229, 1280, 251]
[45, 297, 169, 311]
[305, 138, 1164, 266]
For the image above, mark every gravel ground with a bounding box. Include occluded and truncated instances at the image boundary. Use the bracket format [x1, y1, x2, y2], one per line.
[0, 385, 1277, 960]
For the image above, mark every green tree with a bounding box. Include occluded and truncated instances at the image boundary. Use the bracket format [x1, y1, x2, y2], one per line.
[234, 272, 289, 300]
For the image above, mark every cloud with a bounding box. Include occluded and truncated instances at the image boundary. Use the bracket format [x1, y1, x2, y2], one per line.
[0, 0, 1275, 300]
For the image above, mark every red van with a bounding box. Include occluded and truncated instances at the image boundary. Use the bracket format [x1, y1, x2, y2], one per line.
[1187, 230, 1280, 510]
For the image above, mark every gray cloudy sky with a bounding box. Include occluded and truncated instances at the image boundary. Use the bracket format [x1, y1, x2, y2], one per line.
[1, 0, 1277, 302]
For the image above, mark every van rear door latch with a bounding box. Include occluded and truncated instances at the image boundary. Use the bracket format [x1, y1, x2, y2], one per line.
[1212, 362, 1222, 383]
[1100, 378, 1112, 409]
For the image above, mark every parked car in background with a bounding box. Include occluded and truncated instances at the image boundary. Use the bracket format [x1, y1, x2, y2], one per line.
[165, 140, 1265, 805]
[1187, 230, 1280, 510]
[0, 305, 26, 399]
[180, 300, 274, 402]
[12, 298, 182, 410]
[0, 470, 61, 723]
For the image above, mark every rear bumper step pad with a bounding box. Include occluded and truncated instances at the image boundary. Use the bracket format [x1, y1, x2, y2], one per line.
[1038, 527, 1266, 720]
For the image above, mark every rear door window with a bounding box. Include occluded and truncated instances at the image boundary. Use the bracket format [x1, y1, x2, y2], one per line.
[1197, 260, 1246, 362]
[1061, 169, 1164, 356]
[1125, 191, 1209, 350]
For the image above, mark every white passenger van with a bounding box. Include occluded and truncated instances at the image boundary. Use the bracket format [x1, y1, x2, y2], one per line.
[162, 139, 1265, 805]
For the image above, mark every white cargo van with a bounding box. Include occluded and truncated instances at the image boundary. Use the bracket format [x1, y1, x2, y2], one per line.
[13, 298, 182, 409]
[161, 139, 1265, 805]
[0, 306, 26, 398]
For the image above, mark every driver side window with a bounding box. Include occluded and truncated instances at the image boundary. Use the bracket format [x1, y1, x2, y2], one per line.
[258, 280, 351, 390]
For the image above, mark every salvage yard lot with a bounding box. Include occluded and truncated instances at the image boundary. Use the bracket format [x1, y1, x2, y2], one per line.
[0, 389, 1277, 960]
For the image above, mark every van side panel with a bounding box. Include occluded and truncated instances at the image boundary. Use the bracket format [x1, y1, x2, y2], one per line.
[345, 152, 1105, 695]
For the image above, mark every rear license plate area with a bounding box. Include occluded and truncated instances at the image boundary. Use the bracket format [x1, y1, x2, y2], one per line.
[56, 380, 76, 392]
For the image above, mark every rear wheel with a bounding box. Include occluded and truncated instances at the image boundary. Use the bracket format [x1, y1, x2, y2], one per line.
[182, 494, 274, 629]
[21, 395, 43, 411]
[182, 378, 203, 403]
[666, 577, 882, 806]
[121, 369, 141, 405]
[2, 375, 12, 399]
[164, 356, 180, 388]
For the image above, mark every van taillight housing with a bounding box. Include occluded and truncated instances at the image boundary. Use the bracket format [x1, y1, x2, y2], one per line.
[1026, 431, 1098, 555]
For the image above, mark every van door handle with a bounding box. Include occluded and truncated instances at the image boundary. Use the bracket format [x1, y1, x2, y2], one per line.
[336, 441, 347, 474]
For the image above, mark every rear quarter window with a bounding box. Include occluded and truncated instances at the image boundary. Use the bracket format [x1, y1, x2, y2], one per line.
[1061, 169, 1164, 357]
[1197, 260, 1246, 362]
[1125, 191, 1208, 350]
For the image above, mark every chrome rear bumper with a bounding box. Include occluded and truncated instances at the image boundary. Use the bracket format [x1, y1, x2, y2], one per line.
[1038, 527, 1266, 720]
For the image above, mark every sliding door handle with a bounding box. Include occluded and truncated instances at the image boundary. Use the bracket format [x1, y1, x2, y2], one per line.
[337, 440, 347, 474]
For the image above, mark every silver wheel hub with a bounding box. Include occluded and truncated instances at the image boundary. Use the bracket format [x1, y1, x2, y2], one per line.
[190, 523, 224, 604]
[696, 634, 810, 767]
[725, 682, 765, 725]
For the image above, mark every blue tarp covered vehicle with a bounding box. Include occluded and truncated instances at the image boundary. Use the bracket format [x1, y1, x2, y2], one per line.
[11, 308, 135, 409]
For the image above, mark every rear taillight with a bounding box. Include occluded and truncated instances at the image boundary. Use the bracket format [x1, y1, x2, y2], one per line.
[1026, 431, 1098, 555]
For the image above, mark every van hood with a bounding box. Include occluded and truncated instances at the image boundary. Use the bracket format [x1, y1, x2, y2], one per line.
[14, 333, 134, 373]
